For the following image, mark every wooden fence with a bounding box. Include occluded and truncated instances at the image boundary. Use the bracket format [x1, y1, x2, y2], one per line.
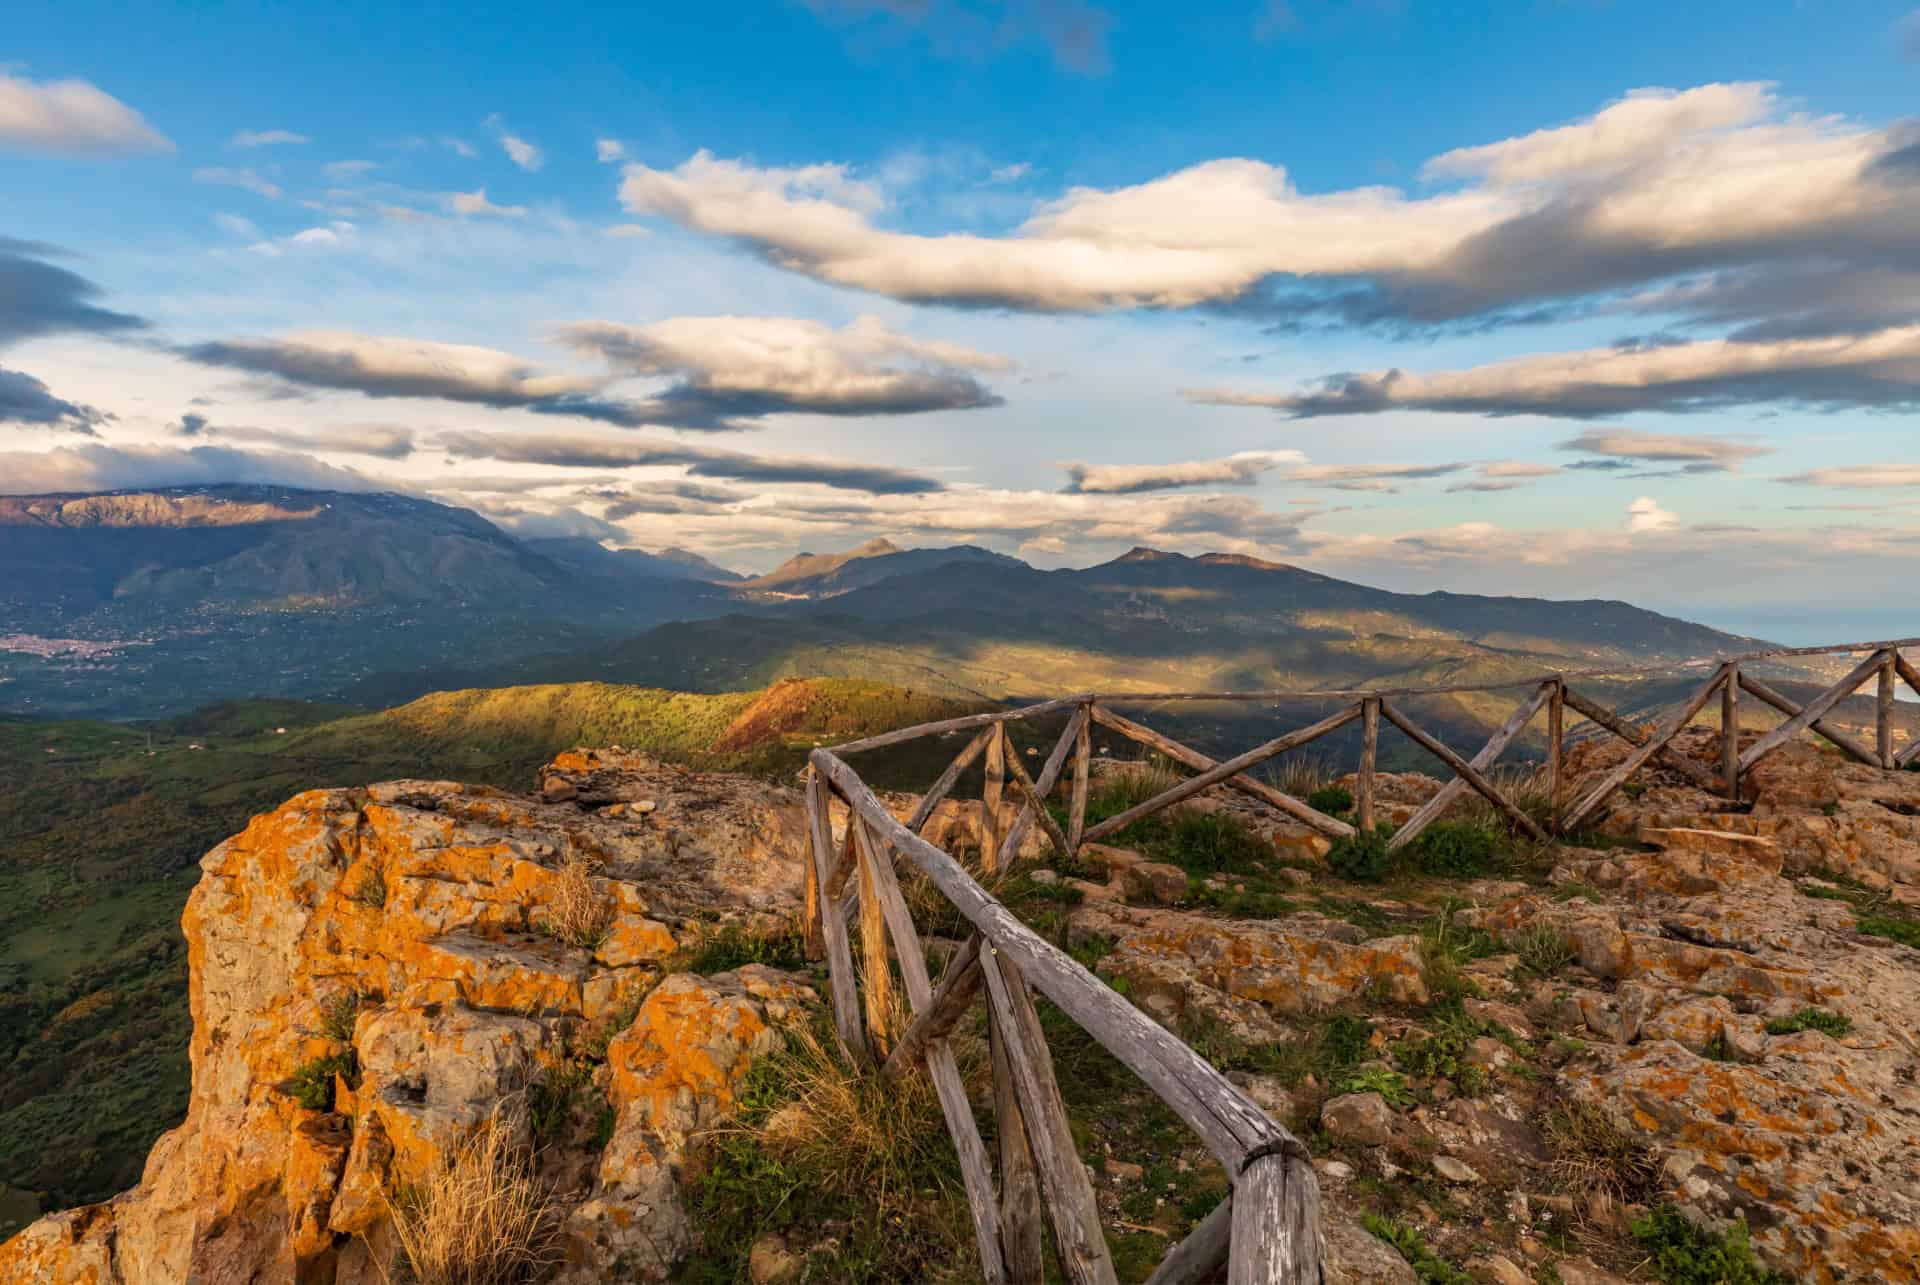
[800, 638, 1919, 1285]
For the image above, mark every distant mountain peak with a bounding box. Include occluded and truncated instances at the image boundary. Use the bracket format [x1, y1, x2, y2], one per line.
[1196, 552, 1297, 573]
[1113, 546, 1187, 563]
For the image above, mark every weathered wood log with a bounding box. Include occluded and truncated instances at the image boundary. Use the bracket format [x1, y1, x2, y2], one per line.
[981, 727, 1007, 875]
[1722, 664, 1740, 800]
[1547, 680, 1565, 830]
[1144, 1194, 1232, 1285]
[1081, 705, 1363, 847]
[812, 750, 1307, 1175]
[1895, 651, 1920, 701]
[1899, 738, 1920, 769]
[908, 725, 996, 833]
[802, 801, 824, 961]
[825, 814, 859, 902]
[1565, 665, 1731, 833]
[1735, 672, 1878, 768]
[1087, 704, 1354, 839]
[997, 708, 1085, 867]
[804, 771, 865, 1057]
[1069, 705, 1092, 850]
[1227, 1152, 1323, 1285]
[1739, 650, 1891, 774]
[882, 934, 984, 1081]
[1386, 682, 1550, 851]
[992, 1008, 1045, 1284]
[1559, 686, 1724, 793]
[1378, 701, 1548, 843]
[855, 825, 1005, 1282]
[1356, 698, 1378, 837]
[851, 820, 897, 1056]
[1880, 657, 1897, 769]
[980, 948, 1120, 1285]
[826, 696, 1090, 754]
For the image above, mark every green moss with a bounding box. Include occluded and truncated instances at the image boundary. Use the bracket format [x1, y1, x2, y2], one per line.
[1630, 1206, 1790, 1285]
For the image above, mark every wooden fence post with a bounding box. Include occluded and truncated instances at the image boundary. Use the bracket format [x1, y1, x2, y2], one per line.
[981, 726, 1007, 875]
[804, 771, 865, 1059]
[1068, 703, 1092, 852]
[1547, 679, 1564, 834]
[1356, 697, 1379, 836]
[1879, 656, 1897, 769]
[1722, 663, 1740, 800]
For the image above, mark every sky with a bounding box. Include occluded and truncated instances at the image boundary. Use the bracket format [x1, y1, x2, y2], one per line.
[3, 0, 1919, 630]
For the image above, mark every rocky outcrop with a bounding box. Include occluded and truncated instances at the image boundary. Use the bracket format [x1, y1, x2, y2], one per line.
[0, 751, 817, 1284]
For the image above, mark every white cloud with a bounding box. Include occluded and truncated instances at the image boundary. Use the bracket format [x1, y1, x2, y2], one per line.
[213, 212, 261, 239]
[322, 158, 378, 179]
[0, 443, 379, 495]
[446, 188, 527, 218]
[1192, 325, 1920, 419]
[487, 115, 543, 171]
[1626, 495, 1679, 532]
[1479, 461, 1560, 478]
[1062, 450, 1302, 494]
[1280, 461, 1471, 493]
[1559, 427, 1771, 472]
[442, 136, 478, 158]
[596, 138, 627, 163]
[231, 128, 308, 148]
[0, 73, 172, 153]
[182, 330, 600, 406]
[614, 84, 1919, 325]
[193, 167, 284, 200]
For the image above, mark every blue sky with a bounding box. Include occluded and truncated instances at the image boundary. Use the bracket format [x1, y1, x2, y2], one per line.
[3, 0, 1919, 628]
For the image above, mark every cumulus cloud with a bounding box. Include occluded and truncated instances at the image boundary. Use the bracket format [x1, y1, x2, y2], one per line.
[616, 84, 1920, 329]
[1191, 326, 1920, 419]
[231, 128, 308, 148]
[1779, 463, 1920, 489]
[438, 430, 949, 495]
[0, 73, 172, 153]
[193, 167, 283, 200]
[1559, 427, 1771, 474]
[487, 115, 543, 171]
[596, 138, 627, 163]
[446, 188, 527, 218]
[1626, 495, 1679, 532]
[555, 313, 1010, 426]
[0, 443, 380, 495]
[800, 0, 1113, 75]
[1061, 449, 1302, 494]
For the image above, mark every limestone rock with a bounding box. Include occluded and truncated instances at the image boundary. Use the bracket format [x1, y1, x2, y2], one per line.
[1321, 1218, 1417, 1284]
[1321, 1092, 1396, 1147]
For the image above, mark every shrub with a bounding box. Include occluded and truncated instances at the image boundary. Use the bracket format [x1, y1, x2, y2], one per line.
[287, 1051, 357, 1113]
[1327, 826, 1393, 882]
[1630, 1206, 1790, 1285]
[1162, 810, 1266, 875]
[1404, 820, 1501, 878]
[1334, 1064, 1413, 1107]
[539, 854, 612, 949]
[1858, 914, 1920, 948]
[1764, 1007, 1852, 1037]
[386, 1100, 562, 1285]
[1306, 784, 1353, 816]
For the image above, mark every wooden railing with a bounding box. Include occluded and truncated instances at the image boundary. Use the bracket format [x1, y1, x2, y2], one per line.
[800, 638, 1918, 1285]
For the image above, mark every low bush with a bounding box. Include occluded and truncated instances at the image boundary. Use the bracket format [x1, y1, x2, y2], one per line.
[1630, 1205, 1790, 1285]
[1403, 820, 1502, 878]
[287, 1051, 358, 1113]
[1306, 784, 1353, 816]
[1542, 1096, 1660, 1207]
[1512, 922, 1576, 977]
[1327, 826, 1393, 882]
[1763, 1007, 1852, 1037]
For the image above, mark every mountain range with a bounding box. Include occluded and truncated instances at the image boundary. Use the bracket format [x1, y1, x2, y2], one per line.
[1, 483, 1793, 729]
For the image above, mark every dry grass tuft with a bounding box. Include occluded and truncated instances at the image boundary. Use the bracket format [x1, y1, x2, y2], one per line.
[541, 853, 613, 949]
[384, 1099, 562, 1285]
[1543, 1095, 1661, 1215]
[1263, 752, 1338, 801]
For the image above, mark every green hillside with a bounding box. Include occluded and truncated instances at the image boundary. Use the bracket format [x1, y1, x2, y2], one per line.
[0, 678, 983, 1234]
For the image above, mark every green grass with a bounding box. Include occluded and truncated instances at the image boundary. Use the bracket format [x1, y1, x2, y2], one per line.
[1764, 1007, 1852, 1037]
[1306, 785, 1353, 816]
[1361, 1214, 1474, 1285]
[1630, 1206, 1790, 1285]
[1333, 1064, 1414, 1107]
[681, 922, 809, 975]
[1327, 826, 1394, 882]
[1858, 914, 1920, 948]
[1057, 771, 1269, 876]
